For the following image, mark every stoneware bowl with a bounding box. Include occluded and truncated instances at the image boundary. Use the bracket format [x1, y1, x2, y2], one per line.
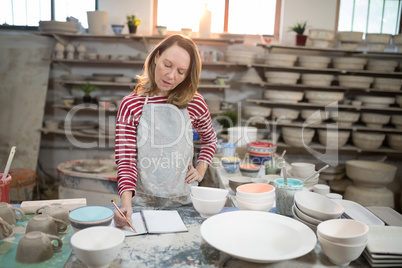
[221, 157, 240, 173]
[317, 219, 369, 245]
[346, 160, 397, 187]
[239, 164, 261, 178]
[236, 183, 275, 199]
[190, 186, 229, 200]
[344, 185, 394, 208]
[228, 176, 253, 192]
[387, 133, 402, 150]
[291, 162, 316, 178]
[293, 203, 323, 225]
[361, 113, 390, 128]
[235, 196, 274, 211]
[191, 194, 227, 218]
[298, 55, 331, 68]
[317, 232, 367, 266]
[331, 111, 360, 127]
[264, 89, 304, 103]
[68, 206, 114, 232]
[294, 191, 344, 221]
[70, 226, 125, 268]
[317, 129, 351, 148]
[352, 132, 385, 150]
[247, 142, 277, 155]
[272, 108, 300, 123]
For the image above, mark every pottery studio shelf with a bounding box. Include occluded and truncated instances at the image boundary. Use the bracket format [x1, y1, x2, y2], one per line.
[40, 127, 115, 139]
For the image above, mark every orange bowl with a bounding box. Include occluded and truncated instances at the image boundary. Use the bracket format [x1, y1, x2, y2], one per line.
[236, 183, 275, 198]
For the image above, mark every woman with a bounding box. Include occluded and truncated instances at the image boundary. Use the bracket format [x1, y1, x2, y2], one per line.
[114, 34, 217, 227]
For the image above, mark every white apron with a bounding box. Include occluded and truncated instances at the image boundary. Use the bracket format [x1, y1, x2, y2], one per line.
[134, 95, 196, 207]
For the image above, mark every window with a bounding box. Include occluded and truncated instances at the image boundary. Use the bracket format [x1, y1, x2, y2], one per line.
[156, 0, 279, 36]
[338, 0, 402, 35]
[0, 0, 97, 28]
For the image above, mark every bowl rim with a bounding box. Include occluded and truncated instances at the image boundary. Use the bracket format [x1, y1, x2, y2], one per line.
[70, 226, 125, 251]
[317, 232, 368, 248]
[317, 219, 369, 241]
[236, 183, 275, 195]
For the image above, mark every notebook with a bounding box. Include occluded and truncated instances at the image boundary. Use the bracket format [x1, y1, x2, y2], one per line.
[110, 210, 188, 236]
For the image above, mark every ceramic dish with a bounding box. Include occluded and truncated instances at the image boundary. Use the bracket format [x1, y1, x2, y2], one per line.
[366, 206, 402, 227]
[334, 199, 384, 226]
[366, 225, 402, 255]
[200, 211, 317, 263]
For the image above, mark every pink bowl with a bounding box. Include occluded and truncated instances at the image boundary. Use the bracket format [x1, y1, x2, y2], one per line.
[236, 183, 275, 198]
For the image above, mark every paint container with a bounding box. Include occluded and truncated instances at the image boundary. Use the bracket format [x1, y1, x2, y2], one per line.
[9, 169, 37, 203]
[274, 178, 304, 216]
[0, 173, 11, 204]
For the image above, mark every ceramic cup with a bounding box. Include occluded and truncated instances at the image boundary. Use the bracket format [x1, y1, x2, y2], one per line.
[0, 217, 13, 239]
[313, 184, 330, 195]
[16, 231, 62, 264]
[26, 215, 67, 236]
[274, 178, 304, 216]
[0, 202, 25, 224]
[36, 203, 70, 224]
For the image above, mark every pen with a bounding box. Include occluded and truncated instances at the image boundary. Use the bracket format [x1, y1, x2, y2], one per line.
[111, 200, 136, 233]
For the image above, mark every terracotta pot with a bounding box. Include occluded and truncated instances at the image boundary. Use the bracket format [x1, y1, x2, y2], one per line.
[296, 34, 307, 46]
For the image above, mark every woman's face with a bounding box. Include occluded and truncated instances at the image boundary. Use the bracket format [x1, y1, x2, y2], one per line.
[154, 44, 191, 96]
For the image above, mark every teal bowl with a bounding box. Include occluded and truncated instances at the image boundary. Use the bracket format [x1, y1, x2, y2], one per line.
[68, 206, 114, 232]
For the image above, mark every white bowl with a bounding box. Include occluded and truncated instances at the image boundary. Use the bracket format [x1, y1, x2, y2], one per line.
[236, 183, 275, 199]
[264, 72, 300, 85]
[373, 77, 402, 91]
[272, 108, 300, 122]
[305, 91, 344, 104]
[282, 127, 315, 139]
[264, 53, 297, 67]
[391, 115, 402, 128]
[333, 57, 367, 70]
[337, 31, 364, 42]
[228, 176, 253, 192]
[361, 113, 390, 128]
[346, 160, 397, 187]
[70, 226, 125, 268]
[294, 191, 344, 221]
[292, 205, 318, 232]
[300, 109, 329, 125]
[301, 74, 334, 87]
[352, 132, 385, 150]
[243, 105, 271, 117]
[309, 29, 335, 40]
[338, 75, 373, 89]
[236, 196, 274, 211]
[291, 162, 315, 178]
[235, 193, 274, 204]
[317, 129, 351, 148]
[388, 133, 402, 150]
[191, 194, 227, 218]
[344, 185, 394, 208]
[264, 90, 304, 103]
[191, 186, 229, 200]
[365, 33, 392, 44]
[331, 111, 360, 126]
[298, 55, 331, 68]
[294, 203, 322, 225]
[367, 59, 398, 72]
[317, 219, 369, 245]
[318, 232, 367, 266]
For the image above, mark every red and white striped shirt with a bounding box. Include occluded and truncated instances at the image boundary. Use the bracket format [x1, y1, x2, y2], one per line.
[115, 92, 217, 197]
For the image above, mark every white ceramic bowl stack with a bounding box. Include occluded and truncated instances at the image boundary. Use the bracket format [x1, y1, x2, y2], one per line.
[373, 77, 402, 91]
[365, 33, 392, 52]
[355, 95, 395, 108]
[338, 75, 374, 89]
[282, 127, 315, 147]
[319, 164, 346, 181]
[264, 71, 300, 85]
[305, 90, 344, 105]
[317, 219, 368, 266]
[264, 53, 298, 67]
[361, 113, 391, 128]
[243, 105, 271, 118]
[264, 89, 304, 103]
[337, 31, 364, 50]
[235, 183, 275, 211]
[289, 162, 319, 188]
[367, 59, 398, 72]
[190, 186, 229, 218]
[238, 67, 264, 84]
[391, 115, 402, 129]
[292, 191, 344, 231]
[344, 160, 396, 207]
[301, 109, 329, 125]
[331, 111, 360, 127]
[332, 57, 367, 70]
[352, 131, 385, 149]
[272, 108, 300, 123]
[318, 129, 351, 148]
[225, 50, 257, 65]
[298, 55, 332, 68]
[308, 29, 335, 48]
[388, 133, 402, 150]
[301, 74, 334, 87]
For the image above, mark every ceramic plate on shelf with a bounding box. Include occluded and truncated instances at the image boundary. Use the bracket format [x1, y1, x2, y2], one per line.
[335, 199, 384, 226]
[366, 206, 402, 227]
[200, 211, 316, 263]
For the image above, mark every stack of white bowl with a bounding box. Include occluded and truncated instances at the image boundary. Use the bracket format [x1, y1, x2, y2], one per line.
[317, 219, 368, 266]
[344, 160, 396, 208]
[272, 108, 300, 123]
[337, 31, 364, 50]
[282, 127, 315, 147]
[338, 75, 373, 89]
[235, 183, 275, 212]
[365, 33, 392, 52]
[367, 59, 399, 72]
[331, 111, 360, 127]
[373, 77, 402, 91]
[319, 164, 346, 182]
[238, 67, 264, 84]
[225, 50, 256, 65]
[264, 53, 297, 67]
[292, 191, 344, 232]
[305, 90, 344, 105]
[264, 89, 304, 103]
[289, 162, 319, 188]
[190, 186, 229, 218]
[298, 55, 332, 68]
[301, 74, 334, 87]
[308, 29, 336, 48]
[264, 71, 300, 85]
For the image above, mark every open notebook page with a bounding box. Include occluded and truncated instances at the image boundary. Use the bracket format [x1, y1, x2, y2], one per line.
[141, 210, 188, 234]
[110, 212, 147, 236]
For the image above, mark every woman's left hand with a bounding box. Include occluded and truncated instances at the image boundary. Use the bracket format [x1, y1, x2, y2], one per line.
[185, 163, 203, 184]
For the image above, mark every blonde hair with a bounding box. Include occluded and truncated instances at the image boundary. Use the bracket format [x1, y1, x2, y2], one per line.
[135, 34, 201, 108]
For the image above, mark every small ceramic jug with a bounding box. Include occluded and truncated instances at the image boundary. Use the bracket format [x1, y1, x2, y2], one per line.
[0, 217, 13, 239]
[16, 231, 62, 264]
[0, 202, 25, 224]
[36, 203, 70, 224]
[26, 215, 67, 236]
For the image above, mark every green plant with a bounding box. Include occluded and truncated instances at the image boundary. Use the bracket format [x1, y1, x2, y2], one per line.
[74, 82, 99, 96]
[126, 15, 141, 26]
[216, 110, 238, 129]
[288, 21, 307, 35]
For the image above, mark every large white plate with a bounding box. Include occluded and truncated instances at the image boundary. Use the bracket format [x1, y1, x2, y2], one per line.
[335, 199, 384, 226]
[200, 211, 317, 263]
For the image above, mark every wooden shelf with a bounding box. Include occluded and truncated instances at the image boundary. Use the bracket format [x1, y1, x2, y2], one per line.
[40, 127, 114, 139]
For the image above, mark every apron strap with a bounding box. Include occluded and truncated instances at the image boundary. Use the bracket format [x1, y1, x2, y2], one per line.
[144, 95, 149, 105]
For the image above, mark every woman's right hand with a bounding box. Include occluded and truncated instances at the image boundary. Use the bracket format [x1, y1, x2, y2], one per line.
[113, 191, 134, 228]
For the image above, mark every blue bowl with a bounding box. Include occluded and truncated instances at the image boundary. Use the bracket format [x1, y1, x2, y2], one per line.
[111, 24, 124, 35]
[249, 153, 272, 166]
[222, 161, 240, 173]
[68, 206, 114, 232]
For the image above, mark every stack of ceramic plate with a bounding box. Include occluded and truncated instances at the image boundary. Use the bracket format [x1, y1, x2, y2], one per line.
[39, 21, 78, 33]
[362, 225, 402, 267]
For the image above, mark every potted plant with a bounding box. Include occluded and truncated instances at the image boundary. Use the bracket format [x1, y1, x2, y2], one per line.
[74, 82, 99, 103]
[126, 15, 141, 34]
[289, 21, 308, 46]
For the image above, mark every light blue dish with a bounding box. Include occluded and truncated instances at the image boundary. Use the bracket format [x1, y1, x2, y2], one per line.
[222, 162, 240, 174]
[69, 206, 114, 231]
